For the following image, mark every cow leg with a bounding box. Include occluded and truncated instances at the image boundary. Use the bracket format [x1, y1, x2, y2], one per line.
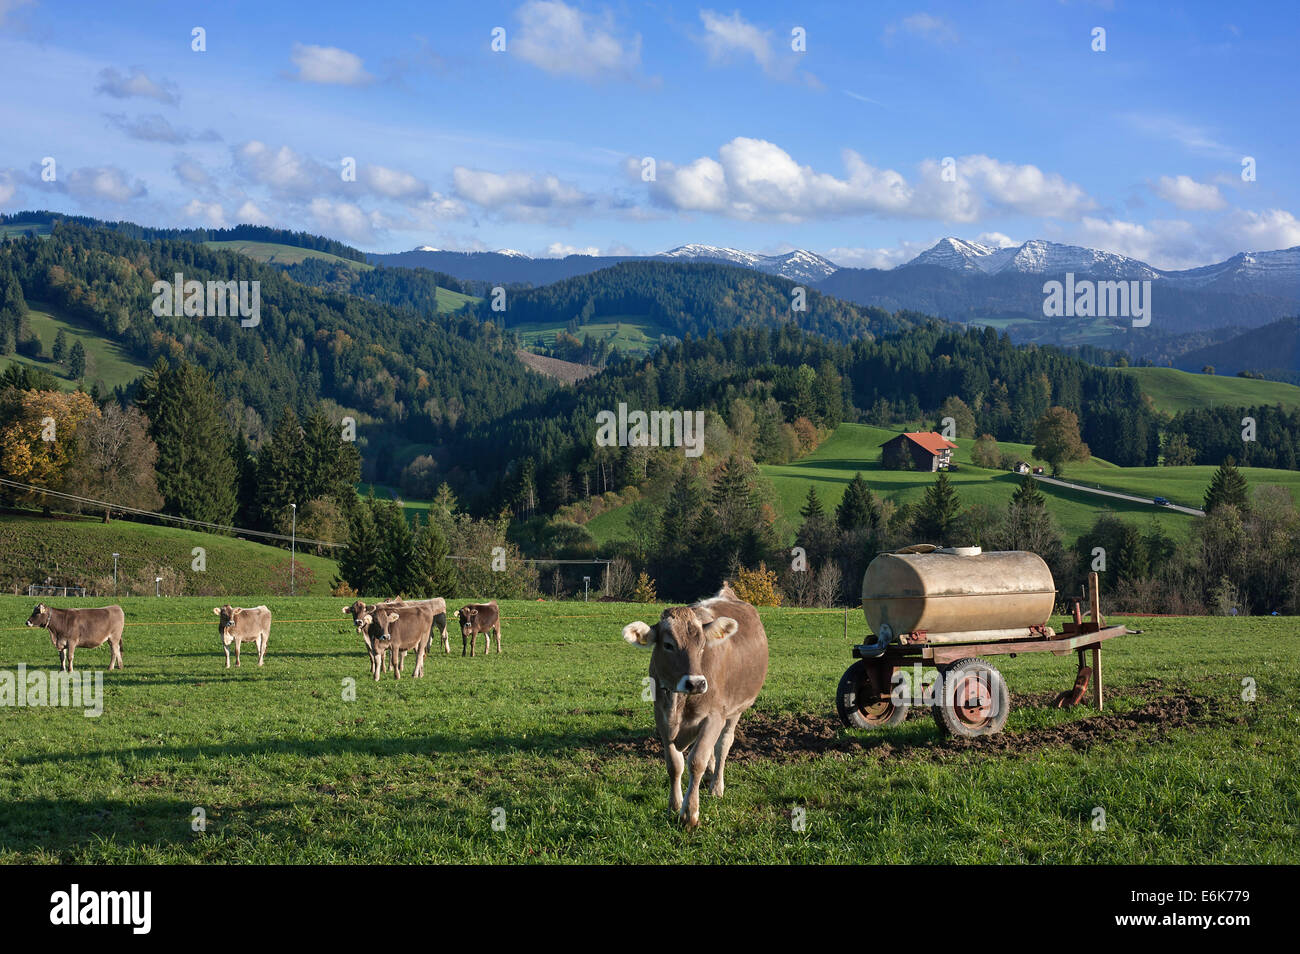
[664, 739, 686, 815]
[462, 630, 468, 657]
[234, 641, 241, 668]
[372, 649, 382, 681]
[441, 624, 450, 655]
[709, 714, 741, 798]
[395, 648, 407, 680]
[257, 635, 267, 667]
[470, 630, 477, 657]
[224, 644, 231, 669]
[493, 625, 501, 654]
[415, 638, 428, 678]
[66, 644, 76, 673]
[113, 636, 123, 670]
[682, 718, 725, 829]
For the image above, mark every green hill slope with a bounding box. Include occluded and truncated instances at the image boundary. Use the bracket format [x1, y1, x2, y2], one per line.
[1120, 366, 1300, 415]
[0, 513, 338, 596]
[0, 300, 150, 392]
[205, 239, 373, 270]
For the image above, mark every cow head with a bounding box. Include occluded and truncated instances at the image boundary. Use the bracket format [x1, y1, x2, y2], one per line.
[370, 609, 396, 639]
[342, 600, 371, 632]
[25, 604, 51, 628]
[456, 605, 478, 631]
[622, 606, 738, 696]
[213, 605, 239, 644]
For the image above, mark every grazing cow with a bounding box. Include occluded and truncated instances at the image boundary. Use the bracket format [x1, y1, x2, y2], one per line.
[25, 604, 125, 672]
[455, 602, 501, 656]
[383, 596, 450, 654]
[621, 582, 768, 829]
[343, 599, 436, 680]
[212, 604, 271, 668]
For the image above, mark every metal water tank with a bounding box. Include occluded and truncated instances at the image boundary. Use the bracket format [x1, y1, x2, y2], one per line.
[861, 547, 1056, 644]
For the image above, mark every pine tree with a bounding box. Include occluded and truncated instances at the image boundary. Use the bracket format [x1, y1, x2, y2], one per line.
[913, 470, 962, 544]
[338, 496, 383, 595]
[373, 498, 415, 594]
[836, 472, 879, 532]
[1011, 474, 1046, 508]
[135, 359, 239, 524]
[1204, 457, 1249, 513]
[410, 513, 457, 597]
[52, 329, 68, 364]
[256, 408, 307, 525]
[68, 340, 87, 379]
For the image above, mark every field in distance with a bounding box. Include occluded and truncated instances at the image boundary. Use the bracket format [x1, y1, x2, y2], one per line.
[512, 316, 672, 357]
[1118, 365, 1300, 415]
[0, 594, 1293, 863]
[204, 240, 373, 271]
[0, 300, 150, 392]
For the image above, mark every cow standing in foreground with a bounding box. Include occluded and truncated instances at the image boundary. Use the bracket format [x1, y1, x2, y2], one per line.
[621, 582, 768, 829]
[455, 602, 501, 656]
[343, 599, 436, 680]
[212, 605, 271, 668]
[26, 604, 125, 672]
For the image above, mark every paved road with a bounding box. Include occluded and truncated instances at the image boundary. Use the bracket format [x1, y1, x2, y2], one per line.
[1034, 475, 1205, 517]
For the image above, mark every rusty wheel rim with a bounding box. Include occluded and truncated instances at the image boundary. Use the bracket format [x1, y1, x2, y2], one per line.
[951, 674, 994, 727]
[858, 697, 895, 725]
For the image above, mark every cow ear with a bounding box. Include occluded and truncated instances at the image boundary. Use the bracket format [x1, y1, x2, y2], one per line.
[703, 617, 739, 643]
[361, 613, 373, 626]
[213, 607, 222, 615]
[341, 606, 350, 615]
[622, 621, 654, 647]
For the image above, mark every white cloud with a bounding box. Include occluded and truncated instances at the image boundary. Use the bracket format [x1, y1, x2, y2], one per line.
[0, 169, 17, 206]
[105, 113, 219, 144]
[235, 201, 272, 225]
[697, 10, 816, 84]
[637, 139, 1093, 223]
[234, 141, 335, 197]
[1221, 208, 1300, 251]
[307, 198, 383, 243]
[886, 13, 959, 44]
[94, 67, 179, 105]
[361, 165, 428, 200]
[1124, 113, 1237, 159]
[976, 231, 1018, 248]
[1153, 174, 1227, 211]
[511, 0, 641, 81]
[544, 242, 601, 257]
[452, 166, 593, 221]
[290, 43, 373, 85]
[182, 199, 226, 227]
[62, 166, 146, 203]
[173, 156, 212, 188]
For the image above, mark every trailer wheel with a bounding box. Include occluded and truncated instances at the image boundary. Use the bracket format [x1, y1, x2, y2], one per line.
[931, 657, 1009, 738]
[836, 660, 907, 729]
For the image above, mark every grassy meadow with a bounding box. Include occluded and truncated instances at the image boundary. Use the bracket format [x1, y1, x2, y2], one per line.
[0, 594, 1295, 863]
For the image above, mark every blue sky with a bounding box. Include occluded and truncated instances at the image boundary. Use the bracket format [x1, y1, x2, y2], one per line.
[1, 0, 1296, 268]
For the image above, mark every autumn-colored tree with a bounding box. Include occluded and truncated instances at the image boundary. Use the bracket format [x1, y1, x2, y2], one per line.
[61, 403, 163, 521]
[0, 388, 97, 490]
[733, 562, 783, 607]
[632, 571, 658, 603]
[938, 395, 976, 439]
[1032, 406, 1090, 476]
[971, 433, 1001, 468]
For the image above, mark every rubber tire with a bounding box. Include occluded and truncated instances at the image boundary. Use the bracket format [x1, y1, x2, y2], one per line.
[931, 657, 1010, 738]
[836, 660, 908, 729]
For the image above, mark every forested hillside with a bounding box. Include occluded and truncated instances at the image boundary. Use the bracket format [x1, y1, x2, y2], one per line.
[472, 259, 923, 345]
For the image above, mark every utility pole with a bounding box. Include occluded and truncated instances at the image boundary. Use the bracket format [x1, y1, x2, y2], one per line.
[290, 502, 297, 597]
[112, 553, 119, 594]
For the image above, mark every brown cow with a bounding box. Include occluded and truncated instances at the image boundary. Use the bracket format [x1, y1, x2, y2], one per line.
[26, 604, 125, 672]
[455, 602, 501, 656]
[343, 600, 436, 680]
[382, 596, 450, 654]
[621, 582, 768, 829]
[212, 604, 271, 668]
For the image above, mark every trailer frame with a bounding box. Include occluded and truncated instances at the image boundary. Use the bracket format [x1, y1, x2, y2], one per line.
[838, 571, 1129, 736]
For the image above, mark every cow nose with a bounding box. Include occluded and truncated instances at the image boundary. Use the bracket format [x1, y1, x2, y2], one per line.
[676, 675, 708, 694]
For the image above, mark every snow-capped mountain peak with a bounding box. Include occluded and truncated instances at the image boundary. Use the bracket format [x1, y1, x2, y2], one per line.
[905, 237, 1160, 280]
[656, 245, 838, 282]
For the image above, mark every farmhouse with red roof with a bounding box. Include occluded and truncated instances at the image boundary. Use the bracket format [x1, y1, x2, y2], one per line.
[879, 431, 957, 472]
